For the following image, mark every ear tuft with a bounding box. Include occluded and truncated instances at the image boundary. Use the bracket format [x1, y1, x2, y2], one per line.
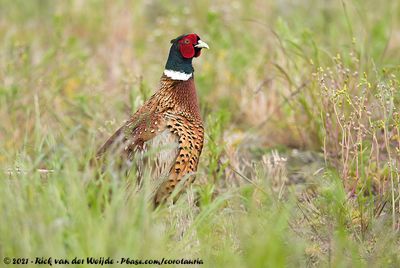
[170, 34, 186, 44]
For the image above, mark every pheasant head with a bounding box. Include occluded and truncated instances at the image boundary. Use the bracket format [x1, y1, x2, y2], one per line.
[164, 33, 209, 81]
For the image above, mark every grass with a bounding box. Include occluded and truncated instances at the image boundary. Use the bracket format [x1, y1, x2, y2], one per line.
[0, 0, 399, 267]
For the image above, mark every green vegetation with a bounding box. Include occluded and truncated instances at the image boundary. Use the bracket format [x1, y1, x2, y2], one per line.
[1, 0, 399, 267]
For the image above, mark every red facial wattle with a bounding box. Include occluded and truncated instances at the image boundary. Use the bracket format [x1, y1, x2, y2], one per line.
[178, 34, 200, 59]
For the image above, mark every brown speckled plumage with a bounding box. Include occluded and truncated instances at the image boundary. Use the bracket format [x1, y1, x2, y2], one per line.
[97, 75, 204, 205]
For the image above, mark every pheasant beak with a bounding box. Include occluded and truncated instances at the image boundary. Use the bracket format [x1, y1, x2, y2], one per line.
[195, 40, 209, 49]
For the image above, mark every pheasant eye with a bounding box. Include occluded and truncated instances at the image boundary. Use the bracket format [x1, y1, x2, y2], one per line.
[184, 39, 190, 44]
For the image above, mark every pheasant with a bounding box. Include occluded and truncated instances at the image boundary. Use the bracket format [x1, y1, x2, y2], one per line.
[96, 33, 209, 206]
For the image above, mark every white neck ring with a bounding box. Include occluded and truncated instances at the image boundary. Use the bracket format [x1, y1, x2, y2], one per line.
[164, 69, 192, 81]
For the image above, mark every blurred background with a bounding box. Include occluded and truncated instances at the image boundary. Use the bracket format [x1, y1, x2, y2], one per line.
[1, 0, 399, 155]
